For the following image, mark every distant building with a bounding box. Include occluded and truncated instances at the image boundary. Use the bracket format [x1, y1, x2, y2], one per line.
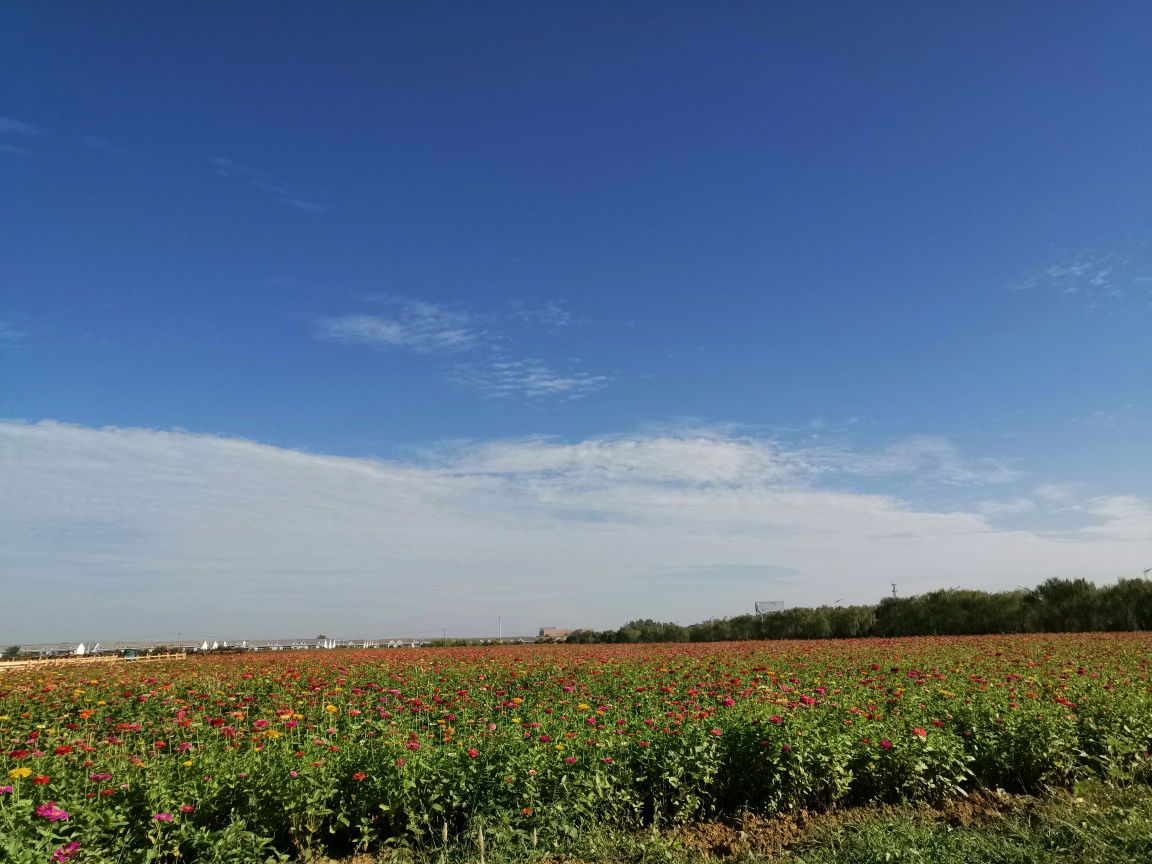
[538, 627, 577, 641]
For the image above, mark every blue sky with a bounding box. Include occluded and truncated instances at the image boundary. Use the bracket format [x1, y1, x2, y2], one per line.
[2, 3, 1151, 643]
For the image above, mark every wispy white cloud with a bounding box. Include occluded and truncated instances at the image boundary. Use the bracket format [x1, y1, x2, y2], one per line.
[1010, 238, 1152, 306]
[978, 497, 1036, 516]
[508, 300, 582, 328]
[2, 420, 1147, 643]
[0, 117, 45, 136]
[0, 318, 27, 348]
[803, 436, 1022, 485]
[0, 117, 45, 155]
[78, 135, 134, 158]
[211, 156, 330, 213]
[450, 358, 611, 401]
[1078, 496, 1152, 542]
[316, 298, 480, 354]
[445, 432, 795, 484]
[315, 295, 611, 400]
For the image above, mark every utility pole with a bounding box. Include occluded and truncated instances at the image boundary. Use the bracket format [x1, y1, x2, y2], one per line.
[498, 616, 503, 640]
[891, 583, 898, 599]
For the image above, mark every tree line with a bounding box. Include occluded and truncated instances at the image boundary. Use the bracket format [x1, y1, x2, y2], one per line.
[566, 577, 1152, 644]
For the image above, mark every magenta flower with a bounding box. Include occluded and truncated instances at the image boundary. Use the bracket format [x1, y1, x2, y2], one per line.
[89, 773, 112, 782]
[0, 785, 12, 795]
[879, 739, 893, 750]
[51, 842, 81, 862]
[152, 812, 174, 822]
[35, 802, 70, 822]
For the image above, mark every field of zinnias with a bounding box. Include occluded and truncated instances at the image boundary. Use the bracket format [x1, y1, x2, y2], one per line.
[2, 635, 1151, 864]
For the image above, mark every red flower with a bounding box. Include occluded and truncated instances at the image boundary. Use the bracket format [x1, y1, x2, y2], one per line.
[352, 771, 367, 781]
[33, 776, 51, 785]
[912, 727, 927, 739]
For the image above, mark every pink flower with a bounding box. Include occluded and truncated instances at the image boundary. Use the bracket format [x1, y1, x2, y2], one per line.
[152, 812, 174, 822]
[89, 773, 112, 782]
[35, 802, 70, 822]
[879, 739, 893, 750]
[709, 728, 722, 737]
[0, 785, 12, 795]
[467, 748, 479, 758]
[395, 758, 407, 767]
[912, 728, 927, 739]
[564, 756, 577, 763]
[51, 842, 81, 862]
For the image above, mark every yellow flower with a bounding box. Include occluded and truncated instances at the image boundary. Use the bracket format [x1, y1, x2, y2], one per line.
[9, 767, 32, 779]
[182, 760, 193, 767]
[325, 704, 339, 714]
[264, 730, 281, 739]
[577, 704, 589, 710]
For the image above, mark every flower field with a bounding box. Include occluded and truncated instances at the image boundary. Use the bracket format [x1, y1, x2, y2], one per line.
[2, 634, 1151, 863]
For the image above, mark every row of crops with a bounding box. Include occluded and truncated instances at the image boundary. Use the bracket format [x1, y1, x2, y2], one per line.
[2, 634, 1151, 862]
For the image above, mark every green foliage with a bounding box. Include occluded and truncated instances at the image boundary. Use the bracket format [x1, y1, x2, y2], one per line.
[572, 578, 1152, 644]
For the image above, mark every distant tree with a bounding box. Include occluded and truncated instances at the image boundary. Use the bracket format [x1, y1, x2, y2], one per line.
[2, 645, 20, 659]
[1096, 579, 1152, 631]
[1031, 578, 1098, 632]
